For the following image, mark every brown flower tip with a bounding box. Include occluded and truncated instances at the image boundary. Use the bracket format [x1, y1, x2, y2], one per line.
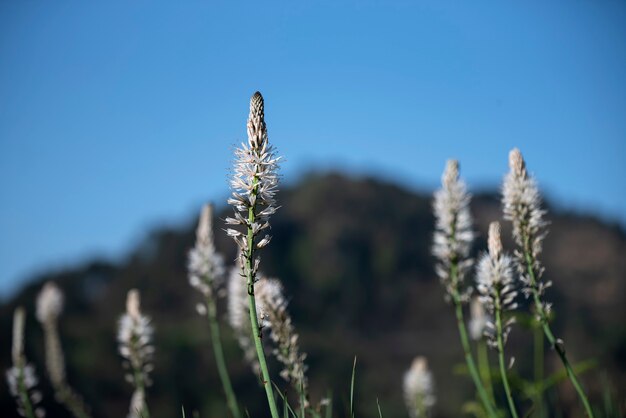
[488, 221, 502, 259]
[509, 148, 526, 178]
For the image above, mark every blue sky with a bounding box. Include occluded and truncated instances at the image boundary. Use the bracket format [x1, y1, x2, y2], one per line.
[1, 1, 625, 296]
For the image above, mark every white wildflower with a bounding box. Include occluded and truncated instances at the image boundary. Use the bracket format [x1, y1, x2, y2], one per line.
[36, 282, 63, 325]
[118, 290, 153, 418]
[36, 282, 66, 387]
[433, 160, 474, 302]
[257, 278, 308, 402]
[188, 204, 226, 307]
[476, 222, 518, 348]
[502, 148, 550, 305]
[226, 91, 281, 262]
[35, 282, 91, 418]
[6, 307, 45, 418]
[403, 356, 435, 418]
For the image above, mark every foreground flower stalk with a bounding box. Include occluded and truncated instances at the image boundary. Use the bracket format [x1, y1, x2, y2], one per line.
[118, 289, 154, 418]
[226, 91, 281, 418]
[432, 160, 498, 418]
[36, 282, 91, 418]
[403, 356, 435, 418]
[503, 148, 595, 418]
[188, 204, 241, 418]
[7, 307, 44, 418]
[476, 222, 519, 418]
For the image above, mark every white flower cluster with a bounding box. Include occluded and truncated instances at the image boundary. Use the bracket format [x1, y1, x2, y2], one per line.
[188, 204, 226, 309]
[117, 290, 155, 391]
[403, 356, 436, 418]
[226, 92, 281, 268]
[6, 307, 45, 418]
[502, 148, 552, 313]
[35, 282, 66, 387]
[6, 365, 44, 418]
[476, 222, 518, 348]
[433, 160, 474, 302]
[36, 281, 64, 324]
[257, 278, 308, 398]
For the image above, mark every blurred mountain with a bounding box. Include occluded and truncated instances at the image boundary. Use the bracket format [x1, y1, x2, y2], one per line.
[1, 172, 624, 417]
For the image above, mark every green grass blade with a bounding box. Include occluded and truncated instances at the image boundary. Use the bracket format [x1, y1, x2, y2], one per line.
[376, 398, 383, 418]
[272, 381, 298, 418]
[350, 356, 357, 418]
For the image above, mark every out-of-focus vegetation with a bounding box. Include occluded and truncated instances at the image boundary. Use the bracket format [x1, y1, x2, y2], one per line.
[1, 173, 624, 417]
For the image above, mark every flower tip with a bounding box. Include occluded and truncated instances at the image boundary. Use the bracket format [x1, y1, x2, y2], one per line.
[126, 289, 141, 319]
[250, 91, 264, 113]
[488, 221, 502, 258]
[508, 148, 525, 176]
[12, 306, 26, 362]
[196, 204, 213, 245]
[412, 356, 428, 371]
[36, 281, 64, 323]
[442, 159, 459, 187]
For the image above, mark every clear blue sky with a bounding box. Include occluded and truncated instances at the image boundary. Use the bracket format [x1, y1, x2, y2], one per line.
[1, 1, 625, 296]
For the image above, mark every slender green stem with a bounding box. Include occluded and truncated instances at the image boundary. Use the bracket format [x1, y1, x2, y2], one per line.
[452, 295, 499, 418]
[207, 296, 241, 418]
[495, 305, 519, 418]
[446, 209, 498, 417]
[477, 340, 495, 403]
[415, 394, 427, 418]
[17, 362, 36, 418]
[245, 182, 280, 418]
[523, 239, 595, 418]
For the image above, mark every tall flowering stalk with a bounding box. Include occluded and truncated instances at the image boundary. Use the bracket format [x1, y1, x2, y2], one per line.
[117, 289, 154, 418]
[225, 91, 281, 418]
[502, 148, 595, 417]
[432, 160, 497, 418]
[403, 356, 435, 418]
[188, 204, 241, 418]
[36, 282, 91, 418]
[257, 277, 309, 411]
[476, 222, 519, 418]
[6, 307, 45, 418]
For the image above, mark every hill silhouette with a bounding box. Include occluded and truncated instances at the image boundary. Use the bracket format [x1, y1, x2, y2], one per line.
[1, 172, 624, 418]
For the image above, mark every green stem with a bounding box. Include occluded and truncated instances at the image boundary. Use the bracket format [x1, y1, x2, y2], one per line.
[477, 340, 495, 403]
[453, 296, 499, 418]
[415, 394, 427, 418]
[207, 297, 241, 418]
[495, 305, 519, 418]
[523, 240, 595, 418]
[245, 182, 280, 418]
[17, 362, 36, 418]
